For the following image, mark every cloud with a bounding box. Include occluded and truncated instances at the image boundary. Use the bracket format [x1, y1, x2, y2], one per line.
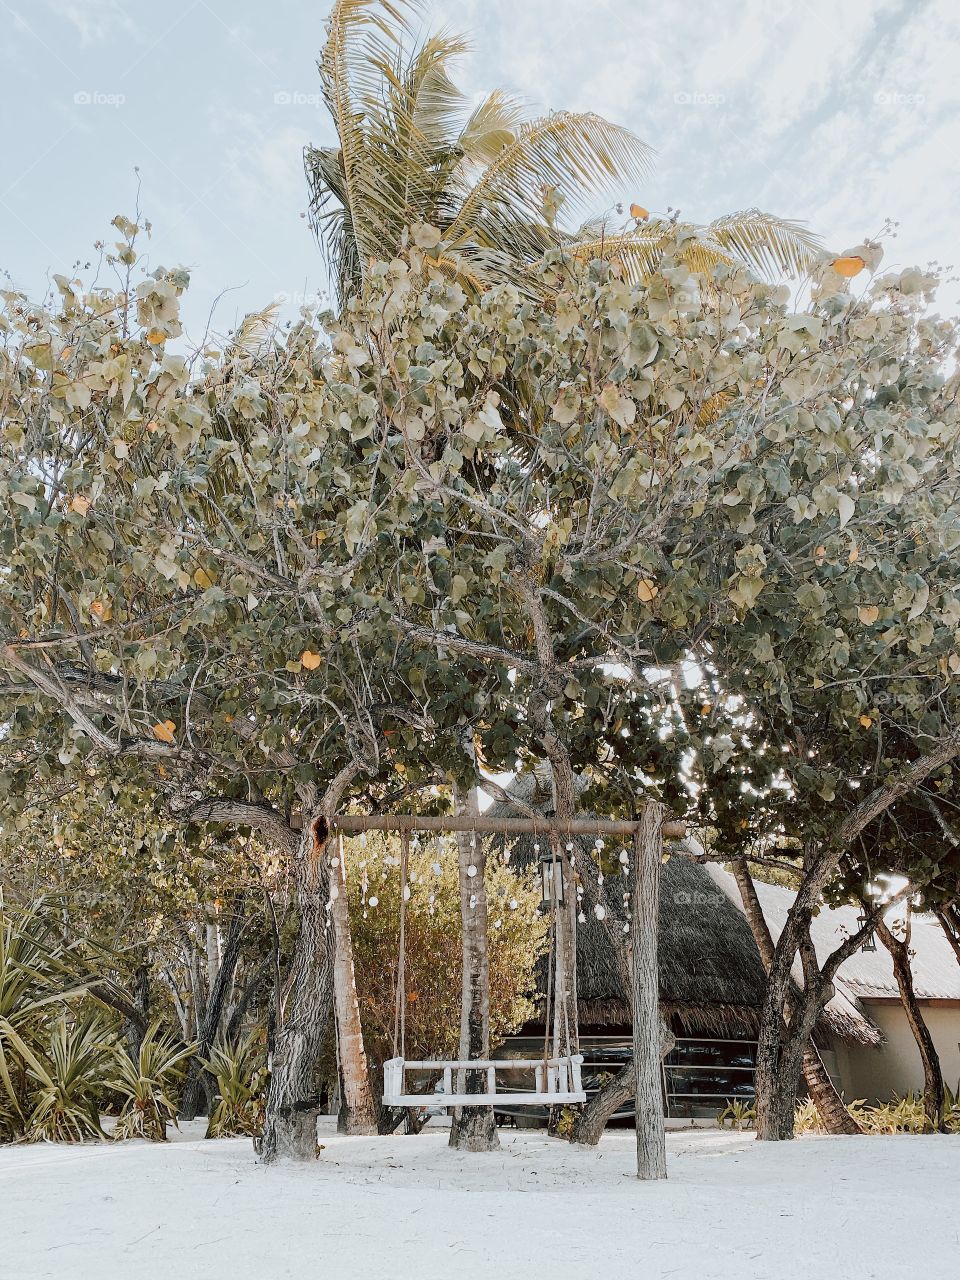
[45, 0, 140, 47]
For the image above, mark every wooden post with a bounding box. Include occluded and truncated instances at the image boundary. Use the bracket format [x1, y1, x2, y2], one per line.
[631, 804, 667, 1181]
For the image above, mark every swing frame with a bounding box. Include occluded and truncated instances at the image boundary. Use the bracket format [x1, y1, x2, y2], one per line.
[332, 812, 684, 1113]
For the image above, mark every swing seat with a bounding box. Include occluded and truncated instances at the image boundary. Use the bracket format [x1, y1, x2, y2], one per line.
[382, 1054, 585, 1108]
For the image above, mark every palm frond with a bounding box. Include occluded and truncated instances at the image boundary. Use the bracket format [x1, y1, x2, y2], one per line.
[449, 112, 654, 248]
[707, 209, 821, 277]
[457, 90, 527, 167]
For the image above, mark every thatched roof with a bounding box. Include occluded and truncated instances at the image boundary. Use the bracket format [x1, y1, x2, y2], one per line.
[488, 772, 881, 1047]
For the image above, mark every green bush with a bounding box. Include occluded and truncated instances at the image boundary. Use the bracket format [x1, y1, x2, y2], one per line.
[23, 1013, 113, 1143]
[111, 1023, 194, 1142]
[202, 1030, 267, 1138]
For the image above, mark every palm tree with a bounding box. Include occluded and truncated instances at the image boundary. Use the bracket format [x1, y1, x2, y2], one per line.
[306, 0, 821, 306]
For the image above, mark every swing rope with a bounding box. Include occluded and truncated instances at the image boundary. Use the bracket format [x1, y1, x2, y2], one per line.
[392, 828, 410, 1062]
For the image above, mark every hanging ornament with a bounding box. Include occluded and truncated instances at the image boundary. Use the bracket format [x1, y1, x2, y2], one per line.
[403, 884, 411, 902]
[623, 923, 630, 934]
[578, 911, 587, 924]
[619, 848, 629, 866]
[469, 893, 477, 909]
[359, 833, 367, 848]
[565, 841, 574, 852]
[533, 842, 540, 854]
[368, 895, 379, 907]
[466, 864, 477, 878]
[509, 898, 519, 910]
[598, 872, 604, 885]
[432, 861, 442, 876]
[595, 838, 605, 851]
[594, 904, 606, 921]
[493, 918, 503, 930]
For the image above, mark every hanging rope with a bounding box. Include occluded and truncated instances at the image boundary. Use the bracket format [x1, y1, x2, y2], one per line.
[392, 828, 411, 1061]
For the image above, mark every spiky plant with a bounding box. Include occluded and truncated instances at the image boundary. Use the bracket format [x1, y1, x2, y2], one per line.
[306, 0, 653, 304]
[202, 1030, 268, 1138]
[0, 899, 90, 1137]
[111, 1023, 194, 1142]
[23, 1013, 114, 1143]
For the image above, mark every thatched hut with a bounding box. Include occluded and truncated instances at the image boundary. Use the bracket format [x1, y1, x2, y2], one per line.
[489, 771, 881, 1118]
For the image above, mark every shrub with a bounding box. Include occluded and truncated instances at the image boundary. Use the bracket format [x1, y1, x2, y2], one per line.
[202, 1031, 267, 1138]
[111, 1023, 194, 1141]
[23, 1013, 113, 1142]
[716, 1099, 756, 1130]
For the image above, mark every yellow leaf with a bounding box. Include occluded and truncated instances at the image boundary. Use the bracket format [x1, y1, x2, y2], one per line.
[224, 713, 234, 723]
[301, 649, 322, 670]
[152, 720, 176, 744]
[60, 345, 75, 362]
[858, 605, 880, 625]
[700, 703, 712, 715]
[629, 203, 650, 221]
[832, 255, 865, 278]
[637, 578, 658, 603]
[848, 542, 859, 564]
[194, 567, 215, 590]
[146, 419, 161, 433]
[146, 328, 166, 345]
[69, 495, 91, 516]
[859, 715, 873, 729]
[814, 544, 826, 565]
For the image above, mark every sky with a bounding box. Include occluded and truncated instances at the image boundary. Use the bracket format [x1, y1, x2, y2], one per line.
[1, 0, 958, 340]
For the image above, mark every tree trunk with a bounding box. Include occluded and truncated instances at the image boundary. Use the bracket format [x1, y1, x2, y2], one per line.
[877, 914, 946, 1131]
[259, 820, 334, 1162]
[801, 1049, 861, 1134]
[181, 896, 247, 1121]
[569, 1018, 675, 1146]
[935, 906, 960, 967]
[449, 771, 499, 1152]
[327, 826, 377, 1135]
[731, 860, 861, 1136]
[631, 805, 667, 1180]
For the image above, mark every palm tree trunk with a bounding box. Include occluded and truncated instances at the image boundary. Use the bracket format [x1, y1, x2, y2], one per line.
[876, 915, 945, 1131]
[327, 826, 377, 1135]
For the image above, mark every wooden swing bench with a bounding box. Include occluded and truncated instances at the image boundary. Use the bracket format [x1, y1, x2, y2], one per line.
[382, 1054, 586, 1108]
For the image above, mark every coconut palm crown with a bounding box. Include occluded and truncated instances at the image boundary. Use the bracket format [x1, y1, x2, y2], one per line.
[306, 0, 820, 305]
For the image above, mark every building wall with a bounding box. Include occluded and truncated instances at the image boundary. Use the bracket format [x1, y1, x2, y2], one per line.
[834, 1002, 960, 1103]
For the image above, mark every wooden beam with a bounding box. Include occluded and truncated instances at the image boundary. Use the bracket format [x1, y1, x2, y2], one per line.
[329, 813, 685, 839]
